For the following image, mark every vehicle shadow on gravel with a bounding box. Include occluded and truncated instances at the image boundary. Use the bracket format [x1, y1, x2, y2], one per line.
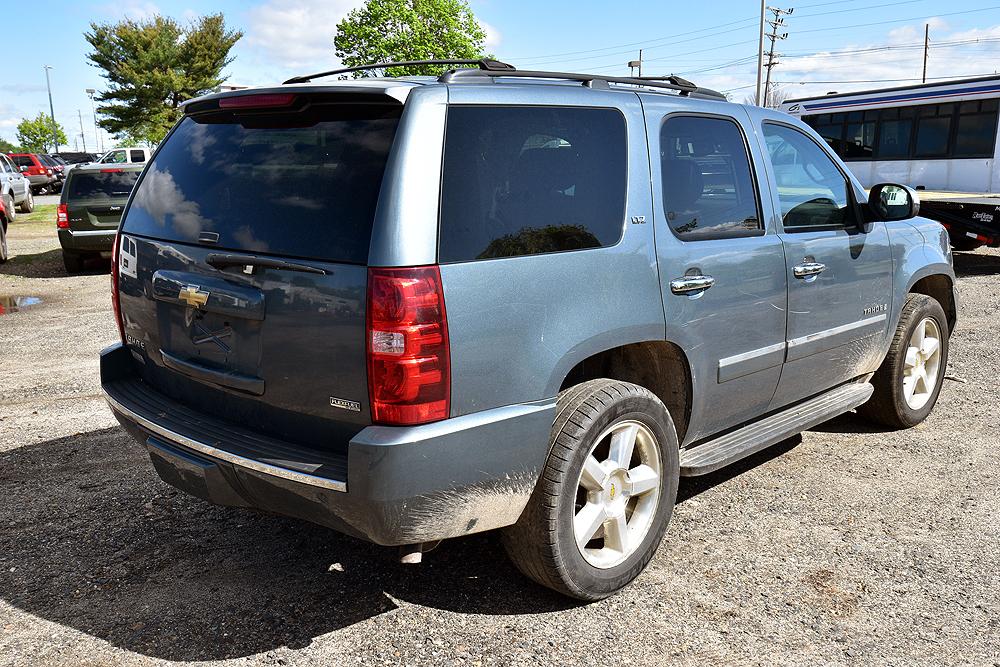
[0, 427, 575, 662]
[0, 249, 108, 279]
[677, 435, 802, 503]
[952, 250, 1000, 277]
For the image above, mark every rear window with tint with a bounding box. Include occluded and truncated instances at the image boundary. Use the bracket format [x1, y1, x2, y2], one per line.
[439, 106, 627, 263]
[122, 104, 401, 264]
[11, 156, 33, 167]
[68, 171, 140, 199]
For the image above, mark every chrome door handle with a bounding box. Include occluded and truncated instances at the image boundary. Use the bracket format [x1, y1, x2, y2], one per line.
[793, 262, 826, 279]
[670, 275, 715, 294]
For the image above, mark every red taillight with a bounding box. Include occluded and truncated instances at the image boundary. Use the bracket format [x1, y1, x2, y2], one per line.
[367, 266, 450, 425]
[56, 204, 68, 228]
[110, 233, 125, 342]
[218, 93, 296, 109]
[100, 168, 123, 173]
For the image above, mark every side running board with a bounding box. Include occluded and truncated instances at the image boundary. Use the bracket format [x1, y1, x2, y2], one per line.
[680, 382, 874, 476]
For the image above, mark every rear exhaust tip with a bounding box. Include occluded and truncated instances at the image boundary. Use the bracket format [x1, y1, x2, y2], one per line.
[398, 541, 441, 564]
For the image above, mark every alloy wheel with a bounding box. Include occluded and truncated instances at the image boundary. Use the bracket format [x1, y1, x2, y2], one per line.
[573, 420, 661, 569]
[902, 317, 942, 410]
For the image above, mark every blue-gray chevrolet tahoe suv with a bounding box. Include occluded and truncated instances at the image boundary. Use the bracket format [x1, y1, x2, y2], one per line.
[100, 60, 957, 600]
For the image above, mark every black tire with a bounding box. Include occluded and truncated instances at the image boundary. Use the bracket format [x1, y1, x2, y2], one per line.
[62, 250, 84, 274]
[0, 220, 8, 264]
[858, 293, 949, 429]
[17, 188, 34, 213]
[502, 379, 680, 601]
[2, 193, 16, 223]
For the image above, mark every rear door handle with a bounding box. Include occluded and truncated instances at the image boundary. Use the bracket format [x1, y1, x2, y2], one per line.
[670, 275, 715, 294]
[793, 262, 826, 279]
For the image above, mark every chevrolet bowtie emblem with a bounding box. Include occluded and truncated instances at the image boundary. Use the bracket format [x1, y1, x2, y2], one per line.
[178, 285, 210, 308]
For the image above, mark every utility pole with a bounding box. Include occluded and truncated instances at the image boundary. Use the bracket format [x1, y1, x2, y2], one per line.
[78, 110, 87, 152]
[628, 50, 644, 78]
[922, 23, 930, 83]
[86, 88, 101, 153]
[762, 7, 793, 108]
[43, 65, 59, 153]
[756, 0, 766, 106]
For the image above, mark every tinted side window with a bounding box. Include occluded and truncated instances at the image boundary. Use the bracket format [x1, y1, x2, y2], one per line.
[439, 106, 627, 263]
[130, 149, 145, 162]
[876, 118, 913, 159]
[660, 115, 761, 240]
[953, 99, 999, 158]
[914, 113, 952, 157]
[763, 123, 855, 230]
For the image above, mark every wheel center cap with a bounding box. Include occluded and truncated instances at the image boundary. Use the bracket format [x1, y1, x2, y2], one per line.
[609, 482, 616, 499]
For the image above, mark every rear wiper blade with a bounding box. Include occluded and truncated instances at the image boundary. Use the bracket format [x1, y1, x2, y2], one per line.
[205, 253, 328, 275]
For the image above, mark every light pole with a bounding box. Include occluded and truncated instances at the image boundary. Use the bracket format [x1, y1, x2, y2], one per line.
[43, 65, 59, 153]
[86, 88, 101, 153]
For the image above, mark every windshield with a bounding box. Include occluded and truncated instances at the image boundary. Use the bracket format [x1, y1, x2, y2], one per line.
[121, 103, 401, 264]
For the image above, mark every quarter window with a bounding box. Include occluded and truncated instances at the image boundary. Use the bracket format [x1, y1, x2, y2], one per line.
[439, 106, 627, 263]
[763, 123, 856, 230]
[660, 115, 761, 240]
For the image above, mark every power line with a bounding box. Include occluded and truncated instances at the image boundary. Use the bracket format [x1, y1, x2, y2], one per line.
[795, 5, 1000, 35]
[509, 16, 757, 62]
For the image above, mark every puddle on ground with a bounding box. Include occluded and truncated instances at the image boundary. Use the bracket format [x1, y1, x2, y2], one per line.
[0, 296, 42, 315]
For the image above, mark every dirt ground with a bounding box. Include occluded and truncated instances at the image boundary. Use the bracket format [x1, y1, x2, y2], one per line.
[1, 218, 999, 667]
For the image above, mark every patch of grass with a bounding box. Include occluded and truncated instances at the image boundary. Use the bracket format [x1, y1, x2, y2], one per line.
[15, 204, 57, 224]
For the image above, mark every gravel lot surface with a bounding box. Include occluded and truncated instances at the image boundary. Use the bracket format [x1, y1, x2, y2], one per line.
[1, 221, 999, 667]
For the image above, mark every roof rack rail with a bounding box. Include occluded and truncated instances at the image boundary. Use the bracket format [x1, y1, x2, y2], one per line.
[437, 66, 725, 99]
[283, 58, 515, 85]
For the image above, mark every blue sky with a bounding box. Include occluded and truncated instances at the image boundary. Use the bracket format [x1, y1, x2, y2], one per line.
[3, 0, 1000, 148]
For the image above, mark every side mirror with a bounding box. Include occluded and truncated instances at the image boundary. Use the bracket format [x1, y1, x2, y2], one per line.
[868, 183, 920, 222]
[19, 166, 27, 173]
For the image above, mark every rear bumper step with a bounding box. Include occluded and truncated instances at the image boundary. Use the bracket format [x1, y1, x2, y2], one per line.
[104, 383, 348, 491]
[680, 382, 874, 476]
[100, 343, 555, 545]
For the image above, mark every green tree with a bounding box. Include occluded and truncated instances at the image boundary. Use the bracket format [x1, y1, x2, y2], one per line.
[16, 113, 68, 153]
[0, 138, 19, 153]
[85, 14, 242, 144]
[334, 0, 487, 77]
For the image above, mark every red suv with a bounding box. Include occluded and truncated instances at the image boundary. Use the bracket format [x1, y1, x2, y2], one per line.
[7, 154, 55, 194]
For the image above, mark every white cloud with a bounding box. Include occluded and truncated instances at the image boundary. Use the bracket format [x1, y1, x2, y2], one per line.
[245, 0, 360, 72]
[481, 20, 502, 51]
[100, 0, 161, 21]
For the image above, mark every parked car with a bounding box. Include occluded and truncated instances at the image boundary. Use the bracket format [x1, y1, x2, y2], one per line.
[97, 147, 151, 165]
[55, 151, 100, 165]
[57, 163, 142, 273]
[55, 152, 100, 178]
[39, 154, 66, 193]
[7, 153, 55, 194]
[100, 61, 957, 601]
[0, 153, 34, 217]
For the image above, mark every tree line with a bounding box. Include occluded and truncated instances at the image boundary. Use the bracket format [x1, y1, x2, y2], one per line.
[5, 0, 488, 153]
